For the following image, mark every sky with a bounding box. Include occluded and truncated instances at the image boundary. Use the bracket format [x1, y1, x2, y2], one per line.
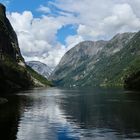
[1, 0, 140, 68]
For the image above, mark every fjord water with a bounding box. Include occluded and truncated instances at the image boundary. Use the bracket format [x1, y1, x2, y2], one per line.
[0, 88, 140, 140]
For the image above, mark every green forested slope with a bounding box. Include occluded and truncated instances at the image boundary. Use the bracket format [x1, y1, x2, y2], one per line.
[51, 31, 140, 89]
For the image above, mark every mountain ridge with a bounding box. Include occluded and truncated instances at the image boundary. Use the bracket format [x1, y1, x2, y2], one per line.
[26, 61, 52, 79]
[51, 31, 138, 89]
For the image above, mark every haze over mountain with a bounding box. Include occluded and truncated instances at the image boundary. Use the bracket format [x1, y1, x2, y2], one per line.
[51, 31, 140, 90]
[26, 61, 52, 79]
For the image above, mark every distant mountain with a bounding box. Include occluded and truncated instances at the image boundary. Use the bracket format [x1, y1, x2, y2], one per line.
[26, 61, 52, 79]
[51, 32, 139, 89]
[0, 3, 51, 93]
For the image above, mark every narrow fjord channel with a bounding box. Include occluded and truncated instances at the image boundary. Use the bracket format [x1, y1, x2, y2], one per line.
[0, 88, 140, 140]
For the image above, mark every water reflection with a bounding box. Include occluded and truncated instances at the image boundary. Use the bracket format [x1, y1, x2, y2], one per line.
[60, 89, 140, 139]
[0, 95, 31, 140]
[16, 88, 80, 140]
[0, 88, 140, 140]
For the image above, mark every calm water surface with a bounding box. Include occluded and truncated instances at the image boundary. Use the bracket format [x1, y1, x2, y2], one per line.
[0, 88, 140, 140]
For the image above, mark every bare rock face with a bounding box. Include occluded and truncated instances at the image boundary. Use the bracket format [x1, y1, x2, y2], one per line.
[0, 3, 6, 17]
[51, 32, 136, 88]
[0, 3, 24, 63]
[0, 3, 33, 93]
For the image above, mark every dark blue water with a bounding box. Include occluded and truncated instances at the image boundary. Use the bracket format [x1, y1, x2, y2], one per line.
[0, 88, 140, 140]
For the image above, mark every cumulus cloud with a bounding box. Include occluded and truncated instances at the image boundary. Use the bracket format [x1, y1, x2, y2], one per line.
[6, 0, 140, 68]
[53, 0, 140, 38]
[101, 3, 140, 35]
[7, 11, 66, 68]
[65, 35, 84, 50]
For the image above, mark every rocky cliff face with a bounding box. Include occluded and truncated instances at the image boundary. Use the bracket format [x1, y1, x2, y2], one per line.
[0, 4, 24, 65]
[0, 3, 34, 92]
[0, 3, 51, 93]
[51, 40, 107, 83]
[51, 32, 136, 88]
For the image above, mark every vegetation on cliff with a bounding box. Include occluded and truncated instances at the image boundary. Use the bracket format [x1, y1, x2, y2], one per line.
[51, 31, 140, 90]
[0, 3, 51, 93]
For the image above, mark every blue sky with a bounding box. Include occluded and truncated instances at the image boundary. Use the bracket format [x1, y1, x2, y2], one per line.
[1, 0, 77, 45]
[57, 24, 77, 44]
[6, 0, 51, 13]
[1, 0, 140, 67]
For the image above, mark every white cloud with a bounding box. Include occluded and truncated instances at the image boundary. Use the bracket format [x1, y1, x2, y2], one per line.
[7, 11, 66, 68]
[77, 24, 104, 41]
[6, 0, 140, 68]
[101, 4, 140, 34]
[37, 5, 51, 14]
[53, 0, 140, 37]
[65, 35, 84, 50]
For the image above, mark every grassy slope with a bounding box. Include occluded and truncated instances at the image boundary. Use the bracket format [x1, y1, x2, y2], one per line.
[82, 31, 140, 87]
[0, 56, 33, 92]
[0, 55, 53, 93]
[26, 66, 53, 87]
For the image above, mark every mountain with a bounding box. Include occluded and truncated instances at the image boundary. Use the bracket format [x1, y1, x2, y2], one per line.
[0, 3, 51, 93]
[51, 32, 139, 88]
[123, 31, 140, 90]
[26, 61, 52, 79]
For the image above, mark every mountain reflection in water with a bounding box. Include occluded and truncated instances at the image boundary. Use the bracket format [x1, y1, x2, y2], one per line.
[0, 88, 140, 140]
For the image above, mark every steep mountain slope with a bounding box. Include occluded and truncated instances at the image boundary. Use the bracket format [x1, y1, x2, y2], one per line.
[0, 3, 51, 93]
[51, 40, 107, 81]
[26, 61, 52, 79]
[26, 66, 53, 87]
[51, 32, 137, 88]
[123, 31, 140, 90]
